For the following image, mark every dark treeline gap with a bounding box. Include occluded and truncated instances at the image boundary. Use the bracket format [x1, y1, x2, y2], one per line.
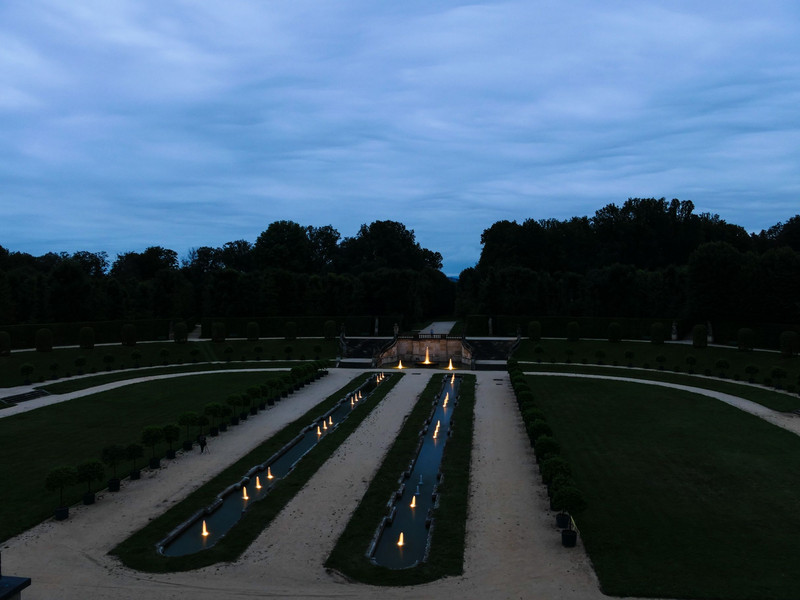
[1, 200, 799, 341]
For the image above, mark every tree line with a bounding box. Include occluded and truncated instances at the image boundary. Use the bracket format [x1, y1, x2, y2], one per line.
[0, 220, 452, 329]
[456, 198, 800, 328]
[2, 201, 799, 337]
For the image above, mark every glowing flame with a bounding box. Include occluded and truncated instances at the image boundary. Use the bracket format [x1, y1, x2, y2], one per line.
[317, 426, 322, 436]
[267, 467, 274, 480]
[358, 390, 362, 399]
[256, 476, 262, 489]
[410, 496, 416, 508]
[443, 392, 449, 407]
[242, 486, 249, 501]
[397, 360, 404, 369]
[397, 532, 404, 547]
[447, 358, 454, 370]
[202, 520, 209, 537]
[422, 346, 432, 364]
[329, 416, 333, 426]
[350, 397, 354, 407]
[323, 421, 328, 431]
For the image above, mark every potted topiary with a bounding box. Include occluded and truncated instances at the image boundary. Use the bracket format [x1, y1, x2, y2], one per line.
[204, 403, 224, 437]
[178, 411, 198, 450]
[552, 485, 587, 547]
[162, 423, 180, 459]
[141, 425, 164, 469]
[45, 466, 77, 520]
[540, 456, 571, 486]
[101, 444, 126, 492]
[76, 460, 105, 505]
[125, 443, 144, 480]
[226, 395, 240, 426]
[219, 405, 232, 432]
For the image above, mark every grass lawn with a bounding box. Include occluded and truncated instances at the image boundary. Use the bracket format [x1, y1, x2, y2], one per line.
[529, 375, 800, 599]
[520, 362, 800, 412]
[0, 338, 338, 388]
[514, 338, 800, 395]
[0, 371, 288, 544]
[37, 361, 311, 395]
[112, 372, 401, 572]
[326, 373, 476, 585]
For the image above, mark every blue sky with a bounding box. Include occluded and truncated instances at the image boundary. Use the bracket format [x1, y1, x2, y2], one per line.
[1, 1, 799, 275]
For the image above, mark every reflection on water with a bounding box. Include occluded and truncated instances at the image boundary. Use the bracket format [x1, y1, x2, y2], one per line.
[160, 374, 388, 557]
[371, 375, 460, 569]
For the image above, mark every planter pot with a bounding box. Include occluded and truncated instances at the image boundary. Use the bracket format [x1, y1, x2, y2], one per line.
[108, 478, 121, 492]
[182, 440, 193, 451]
[240, 412, 248, 421]
[561, 529, 578, 547]
[281, 391, 289, 398]
[267, 399, 275, 406]
[250, 407, 257, 416]
[130, 469, 141, 480]
[83, 491, 96, 505]
[54, 506, 69, 521]
[259, 401, 266, 410]
[166, 449, 176, 459]
[149, 457, 161, 469]
[219, 423, 228, 432]
[230, 416, 239, 426]
[556, 513, 571, 529]
[210, 426, 219, 437]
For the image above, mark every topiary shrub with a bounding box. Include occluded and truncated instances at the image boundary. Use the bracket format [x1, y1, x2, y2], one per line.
[528, 321, 542, 341]
[608, 322, 622, 343]
[121, 323, 136, 347]
[692, 324, 708, 349]
[779, 331, 798, 358]
[552, 485, 587, 516]
[211, 321, 226, 343]
[737, 327, 755, 352]
[566, 321, 580, 342]
[36, 328, 53, 352]
[79, 326, 95, 350]
[540, 456, 571, 485]
[650, 322, 665, 345]
[534, 435, 560, 460]
[324, 320, 337, 340]
[246, 321, 260, 342]
[0, 331, 10, 356]
[173, 321, 188, 344]
[527, 419, 552, 440]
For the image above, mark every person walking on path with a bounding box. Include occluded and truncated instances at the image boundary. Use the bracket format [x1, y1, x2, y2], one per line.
[198, 434, 208, 454]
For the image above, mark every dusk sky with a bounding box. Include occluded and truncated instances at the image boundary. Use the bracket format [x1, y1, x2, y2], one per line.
[1, 1, 799, 275]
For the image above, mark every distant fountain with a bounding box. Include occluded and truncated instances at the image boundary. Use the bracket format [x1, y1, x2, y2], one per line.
[422, 347, 433, 365]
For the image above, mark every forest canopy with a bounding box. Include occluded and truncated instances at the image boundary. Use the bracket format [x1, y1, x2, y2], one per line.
[1, 202, 799, 333]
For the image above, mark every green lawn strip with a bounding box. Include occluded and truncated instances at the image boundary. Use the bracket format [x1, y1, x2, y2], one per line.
[1, 338, 338, 388]
[514, 338, 800, 393]
[521, 362, 800, 412]
[38, 361, 316, 395]
[0, 372, 286, 544]
[111, 372, 402, 573]
[529, 375, 800, 600]
[325, 373, 476, 586]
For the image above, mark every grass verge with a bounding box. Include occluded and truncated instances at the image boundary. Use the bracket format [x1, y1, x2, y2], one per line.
[1, 338, 338, 388]
[325, 373, 475, 585]
[38, 361, 315, 395]
[529, 375, 800, 600]
[514, 338, 800, 397]
[520, 362, 800, 412]
[0, 371, 286, 544]
[111, 371, 402, 572]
